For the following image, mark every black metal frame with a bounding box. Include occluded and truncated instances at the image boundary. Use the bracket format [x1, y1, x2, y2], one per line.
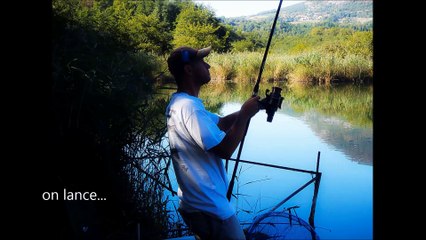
[227, 151, 322, 229]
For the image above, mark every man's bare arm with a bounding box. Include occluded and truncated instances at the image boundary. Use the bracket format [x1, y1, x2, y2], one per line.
[210, 96, 260, 159]
[217, 111, 240, 132]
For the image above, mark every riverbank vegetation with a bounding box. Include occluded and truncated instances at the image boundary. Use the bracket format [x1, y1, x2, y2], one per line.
[206, 47, 372, 84]
[52, 0, 174, 238]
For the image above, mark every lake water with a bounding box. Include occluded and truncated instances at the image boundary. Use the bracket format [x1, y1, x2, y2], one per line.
[165, 83, 373, 240]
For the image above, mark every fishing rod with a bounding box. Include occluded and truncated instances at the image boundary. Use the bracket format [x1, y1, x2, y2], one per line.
[227, 0, 284, 201]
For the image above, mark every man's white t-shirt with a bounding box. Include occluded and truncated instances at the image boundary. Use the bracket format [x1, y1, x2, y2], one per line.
[165, 92, 235, 220]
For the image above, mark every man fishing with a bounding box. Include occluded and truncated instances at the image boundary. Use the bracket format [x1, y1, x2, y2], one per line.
[165, 46, 260, 239]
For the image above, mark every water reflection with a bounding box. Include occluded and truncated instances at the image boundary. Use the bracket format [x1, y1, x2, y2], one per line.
[281, 108, 373, 165]
[218, 101, 373, 240]
[199, 82, 373, 165]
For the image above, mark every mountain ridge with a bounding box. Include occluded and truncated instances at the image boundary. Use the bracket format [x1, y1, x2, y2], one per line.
[224, 1, 372, 25]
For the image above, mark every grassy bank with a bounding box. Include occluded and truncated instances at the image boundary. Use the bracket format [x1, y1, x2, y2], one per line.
[205, 51, 372, 84]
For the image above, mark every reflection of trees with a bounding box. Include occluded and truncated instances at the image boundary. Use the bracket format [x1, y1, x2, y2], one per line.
[200, 82, 372, 128]
[295, 110, 372, 165]
[198, 82, 373, 165]
[285, 83, 373, 127]
[282, 83, 373, 165]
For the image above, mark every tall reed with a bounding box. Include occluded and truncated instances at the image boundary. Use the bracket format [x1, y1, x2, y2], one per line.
[205, 51, 372, 84]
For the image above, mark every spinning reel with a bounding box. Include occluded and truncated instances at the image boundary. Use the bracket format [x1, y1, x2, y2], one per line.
[258, 87, 284, 122]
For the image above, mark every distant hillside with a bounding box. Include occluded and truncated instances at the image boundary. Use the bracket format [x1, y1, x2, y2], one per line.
[223, 1, 372, 29]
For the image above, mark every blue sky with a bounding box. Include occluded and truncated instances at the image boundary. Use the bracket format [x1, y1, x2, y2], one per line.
[194, 1, 305, 18]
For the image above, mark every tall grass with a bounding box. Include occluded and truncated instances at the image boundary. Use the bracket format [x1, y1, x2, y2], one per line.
[205, 51, 372, 84]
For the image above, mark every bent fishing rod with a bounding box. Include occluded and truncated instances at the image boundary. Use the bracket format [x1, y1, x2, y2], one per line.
[227, 0, 284, 201]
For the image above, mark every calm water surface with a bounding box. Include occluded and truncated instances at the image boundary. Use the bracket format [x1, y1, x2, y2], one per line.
[166, 83, 373, 240]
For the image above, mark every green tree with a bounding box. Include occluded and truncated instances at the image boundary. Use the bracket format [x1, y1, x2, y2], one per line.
[172, 5, 229, 51]
[127, 12, 172, 54]
[232, 39, 256, 52]
[74, 0, 173, 54]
